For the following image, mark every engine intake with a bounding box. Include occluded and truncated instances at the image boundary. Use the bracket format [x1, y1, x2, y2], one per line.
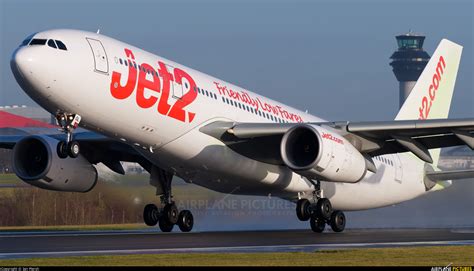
[281, 124, 367, 183]
[12, 135, 97, 192]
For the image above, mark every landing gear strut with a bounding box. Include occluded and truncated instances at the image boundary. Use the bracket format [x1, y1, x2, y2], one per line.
[296, 181, 346, 233]
[143, 166, 194, 232]
[55, 113, 81, 159]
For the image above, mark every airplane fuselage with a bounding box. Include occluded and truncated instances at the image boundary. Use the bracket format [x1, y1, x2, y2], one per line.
[11, 29, 443, 210]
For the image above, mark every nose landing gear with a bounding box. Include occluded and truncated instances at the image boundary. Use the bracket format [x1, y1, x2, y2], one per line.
[55, 113, 81, 159]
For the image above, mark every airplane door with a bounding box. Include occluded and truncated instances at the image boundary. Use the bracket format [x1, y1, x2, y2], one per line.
[394, 154, 403, 182]
[86, 38, 109, 74]
[167, 64, 183, 99]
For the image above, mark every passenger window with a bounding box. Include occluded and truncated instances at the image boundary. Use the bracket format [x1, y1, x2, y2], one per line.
[47, 39, 57, 49]
[119, 58, 123, 65]
[30, 39, 47, 45]
[55, 40, 67, 50]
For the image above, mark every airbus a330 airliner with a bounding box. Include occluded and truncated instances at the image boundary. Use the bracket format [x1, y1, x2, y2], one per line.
[2, 29, 473, 232]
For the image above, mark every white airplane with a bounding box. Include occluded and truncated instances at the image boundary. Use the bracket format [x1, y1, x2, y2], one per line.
[2, 29, 473, 233]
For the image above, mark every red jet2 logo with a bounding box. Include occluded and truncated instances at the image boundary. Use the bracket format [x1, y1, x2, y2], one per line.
[110, 48, 197, 123]
[322, 133, 343, 145]
[418, 56, 446, 120]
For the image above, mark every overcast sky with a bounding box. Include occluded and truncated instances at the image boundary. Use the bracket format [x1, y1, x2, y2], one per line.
[0, 0, 472, 121]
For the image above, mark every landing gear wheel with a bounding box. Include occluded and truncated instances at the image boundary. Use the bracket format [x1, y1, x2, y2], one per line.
[316, 198, 332, 220]
[163, 203, 179, 225]
[67, 141, 80, 158]
[143, 204, 160, 226]
[57, 141, 68, 159]
[310, 216, 326, 233]
[158, 216, 174, 232]
[329, 210, 346, 233]
[177, 210, 194, 232]
[296, 199, 311, 221]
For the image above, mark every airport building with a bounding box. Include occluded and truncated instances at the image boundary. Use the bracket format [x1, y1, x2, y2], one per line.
[439, 147, 474, 169]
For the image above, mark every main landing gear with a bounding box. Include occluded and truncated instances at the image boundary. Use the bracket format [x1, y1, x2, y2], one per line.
[143, 167, 194, 232]
[55, 113, 82, 159]
[296, 186, 346, 233]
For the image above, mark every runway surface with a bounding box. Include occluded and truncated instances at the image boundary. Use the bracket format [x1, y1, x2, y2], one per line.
[0, 228, 473, 259]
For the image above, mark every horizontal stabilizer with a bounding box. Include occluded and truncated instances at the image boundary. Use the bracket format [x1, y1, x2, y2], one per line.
[426, 169, 474, 181]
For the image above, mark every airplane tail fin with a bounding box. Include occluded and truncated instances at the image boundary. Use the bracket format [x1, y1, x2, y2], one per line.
[395, 39, 463, 166]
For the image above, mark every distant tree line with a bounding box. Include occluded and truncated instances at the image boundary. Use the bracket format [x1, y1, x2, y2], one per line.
[0, 181, 154, 226]
[0, 149, 12, 174]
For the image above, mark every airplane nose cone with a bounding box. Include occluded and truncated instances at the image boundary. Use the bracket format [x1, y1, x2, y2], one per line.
[11, 47, 35, 78]
[10, 46, 46, 100]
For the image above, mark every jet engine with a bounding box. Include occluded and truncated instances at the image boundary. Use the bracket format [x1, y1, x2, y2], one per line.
[12, 135, 97, 192]
[280, 124, 367, 183]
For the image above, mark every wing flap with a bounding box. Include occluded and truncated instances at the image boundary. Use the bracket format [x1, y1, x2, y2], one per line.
[346, 118, 474, 138]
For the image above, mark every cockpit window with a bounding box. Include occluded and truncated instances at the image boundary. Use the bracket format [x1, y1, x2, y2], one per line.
[47, 39, 57, 49]
[55, 40, 67, 51]
[20, 33, 37, 47]
[21, 38, 32, 47]
[29, 39, 47, 45]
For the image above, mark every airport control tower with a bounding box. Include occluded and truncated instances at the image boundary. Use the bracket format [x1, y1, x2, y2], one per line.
[390, 33, 431, 108]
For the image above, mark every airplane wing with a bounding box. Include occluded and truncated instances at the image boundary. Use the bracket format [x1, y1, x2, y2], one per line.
[426, 169, 474, 181]
[200, 118, 474, 165]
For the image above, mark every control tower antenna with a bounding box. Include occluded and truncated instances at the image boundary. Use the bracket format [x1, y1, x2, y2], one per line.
[390, 32, 431, 108]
